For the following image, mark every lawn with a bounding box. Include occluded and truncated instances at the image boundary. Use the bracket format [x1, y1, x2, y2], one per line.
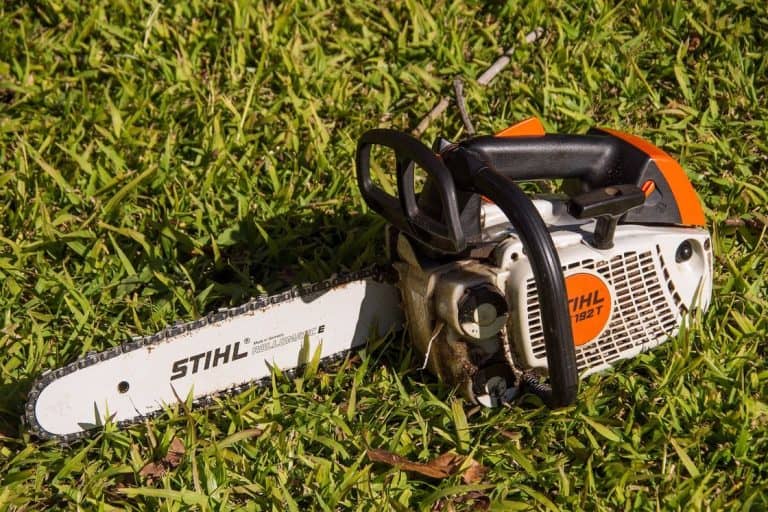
[0, 1, 766, 510]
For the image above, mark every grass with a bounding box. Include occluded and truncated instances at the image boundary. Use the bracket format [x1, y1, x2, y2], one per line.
[0, 0, 766, 509]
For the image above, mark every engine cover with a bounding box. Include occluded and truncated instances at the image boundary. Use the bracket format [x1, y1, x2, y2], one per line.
[394, 198, 712, 406]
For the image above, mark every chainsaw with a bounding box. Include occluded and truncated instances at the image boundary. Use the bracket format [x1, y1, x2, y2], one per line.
[25, 118, 712, 442]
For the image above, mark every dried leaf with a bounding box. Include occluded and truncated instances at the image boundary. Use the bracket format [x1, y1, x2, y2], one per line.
[139, 461, 166, 482]
[366, 448, 403, 466]
[456, 491, 490, 510]
[431, 452, 464, 475]
[461, 458, 489, 484]
[165, 437, 185, 468]
[139, 437, 186, 483]
[367, 449, 462, 479]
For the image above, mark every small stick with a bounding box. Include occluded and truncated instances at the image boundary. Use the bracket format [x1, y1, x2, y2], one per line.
[453, 78, 475, 136]
[413, 97, 450, 137]
[413, 27, 544, 136]
[723, 218, 766, 231]
[477, 27, 544, 86]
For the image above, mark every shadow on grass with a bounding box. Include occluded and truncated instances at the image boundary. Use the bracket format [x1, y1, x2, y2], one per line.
[0, 378, 32, 438]
[175, 207, 390, 309]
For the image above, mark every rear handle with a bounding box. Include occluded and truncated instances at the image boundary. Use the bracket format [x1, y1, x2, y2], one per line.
[460, 134, 622, 185]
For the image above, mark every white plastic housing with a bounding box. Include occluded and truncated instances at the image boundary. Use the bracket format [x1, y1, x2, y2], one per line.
[485, 199, 713, 377]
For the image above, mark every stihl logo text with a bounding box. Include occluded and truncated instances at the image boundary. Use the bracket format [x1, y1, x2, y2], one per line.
[568, 290, 606, 322]
[170, 342, 248, 381]
[564, 272, 613, 346]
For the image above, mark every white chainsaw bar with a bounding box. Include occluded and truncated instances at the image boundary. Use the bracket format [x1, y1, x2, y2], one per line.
[26, 268, 403, 442]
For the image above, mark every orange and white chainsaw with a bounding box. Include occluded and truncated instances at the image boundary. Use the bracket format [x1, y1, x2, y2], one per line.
[25, 118, 712, 442]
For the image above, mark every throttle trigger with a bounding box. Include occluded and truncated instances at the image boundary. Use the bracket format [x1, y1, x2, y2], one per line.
[568, 184, 645, 249]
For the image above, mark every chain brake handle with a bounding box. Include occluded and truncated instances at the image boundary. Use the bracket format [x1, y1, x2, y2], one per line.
[356, 129, 466, 253]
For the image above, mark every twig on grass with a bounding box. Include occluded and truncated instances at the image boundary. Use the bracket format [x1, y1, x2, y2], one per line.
[413, 27, 544, 136]
[723, 217, 766, 232]
[453, 78, 475, 136]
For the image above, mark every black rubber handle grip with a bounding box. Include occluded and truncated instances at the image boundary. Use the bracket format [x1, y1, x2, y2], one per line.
[461, 135, 621, 185]
[356, 129, 466, 253]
